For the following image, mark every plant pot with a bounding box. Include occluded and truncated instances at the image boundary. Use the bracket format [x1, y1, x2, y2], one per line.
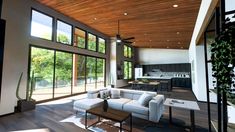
[103, 100, 108, 112]
[17, 99, 36, 112]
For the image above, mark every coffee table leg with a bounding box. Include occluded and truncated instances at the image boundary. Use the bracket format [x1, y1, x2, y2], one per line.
[85, 111, 87, 129]
[120, 122, 122, 132]
[190, 110, 195, 132]
[130, 114, 132, 132]
[169, 106, 172, 124]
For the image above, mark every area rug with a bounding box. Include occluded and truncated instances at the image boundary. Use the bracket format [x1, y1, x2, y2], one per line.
[60, 112, 144, 132]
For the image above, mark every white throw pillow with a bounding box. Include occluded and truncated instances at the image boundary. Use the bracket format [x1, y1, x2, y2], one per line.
[111, 89, 120, 99]
[99, 90, 110, 99]
[87, 93, 98, 99]
[138, 93, 153, 106]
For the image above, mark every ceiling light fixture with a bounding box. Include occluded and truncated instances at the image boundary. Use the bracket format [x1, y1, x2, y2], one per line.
[178, 42, 181, 44]
[124, 12, 128, 16]
[173, 4, 178, 8]
[177, 32, 180, 34]
[167, 40, 170, 42]
[94, 17, 97, 20]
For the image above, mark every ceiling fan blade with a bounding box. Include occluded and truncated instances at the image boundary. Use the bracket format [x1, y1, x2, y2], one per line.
[122, 40, 133, 44]
[122, 37, 135, 40]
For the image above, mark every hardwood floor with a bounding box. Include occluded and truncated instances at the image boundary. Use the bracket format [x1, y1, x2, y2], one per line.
[0, 87, 217, 132]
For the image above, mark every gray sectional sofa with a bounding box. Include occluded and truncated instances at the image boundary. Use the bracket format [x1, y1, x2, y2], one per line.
[73, 88, 165, 123]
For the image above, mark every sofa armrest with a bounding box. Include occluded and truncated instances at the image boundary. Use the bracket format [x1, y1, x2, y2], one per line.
[149, 94, 165, 123]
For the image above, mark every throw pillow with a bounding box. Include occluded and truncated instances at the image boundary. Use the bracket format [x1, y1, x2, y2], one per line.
[87, 93, 98, 99]
[111, 89, 120, 99]
[138, 93, 153, 106]
[99, 90, 110, 99]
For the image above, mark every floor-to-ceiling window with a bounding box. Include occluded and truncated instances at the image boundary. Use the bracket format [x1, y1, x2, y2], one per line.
[73, 54, 86, 93]
[29, 9, 107, 102]
[86, 56, 96, 91]
[97, 58, 105, 88]
[54, 51, 72, 98]
[30, 47, 54, 101]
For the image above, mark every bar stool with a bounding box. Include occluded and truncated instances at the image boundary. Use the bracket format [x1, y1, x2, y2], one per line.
[160, 80, 169, 92]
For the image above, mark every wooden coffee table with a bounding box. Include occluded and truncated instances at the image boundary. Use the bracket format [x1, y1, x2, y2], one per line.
[85, 106, 132, 132]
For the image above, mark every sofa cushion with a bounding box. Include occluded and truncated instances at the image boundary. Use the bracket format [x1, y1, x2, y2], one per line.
[138, 93, 153, 106]
[74, 98, 103, 110]
[111, 89, 121, 99]
[123, 100, 149, 115]
[108, 98, 131, 110]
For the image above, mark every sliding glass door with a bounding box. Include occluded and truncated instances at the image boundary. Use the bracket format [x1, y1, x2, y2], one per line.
[86, 57, 96, 91]
[30, 46, 106, 102]
[54, 51, 72, 98]
[97, 58, 105, 88]
[73, 54, 86, 93]
[31, 47, 54, 101]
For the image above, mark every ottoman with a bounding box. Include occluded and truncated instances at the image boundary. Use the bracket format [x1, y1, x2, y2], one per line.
[73, 98, 103, 112]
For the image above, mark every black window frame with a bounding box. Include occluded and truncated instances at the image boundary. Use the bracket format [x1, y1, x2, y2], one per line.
[74, 27, 87, 49]
[30, 8, 54, 41]
[56, 19, 73, 45]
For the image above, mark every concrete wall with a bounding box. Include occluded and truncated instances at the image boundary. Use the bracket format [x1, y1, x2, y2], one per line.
[189, 0, 218, 101]
[137, 48, 189, 64]
[0, 0, 110, 115]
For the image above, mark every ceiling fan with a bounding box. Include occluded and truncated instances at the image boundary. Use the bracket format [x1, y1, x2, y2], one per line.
[115, 20, 135, 44]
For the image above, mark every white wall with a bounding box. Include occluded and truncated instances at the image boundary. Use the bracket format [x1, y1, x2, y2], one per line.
[137, 48, 189, 64]
[0, 0, 110, 115]
[189, 0, 218, 101]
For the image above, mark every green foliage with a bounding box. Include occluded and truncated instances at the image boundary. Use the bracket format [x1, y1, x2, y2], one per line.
[77, 37, 85, 48]
[98, 41, 106, 53]
[57, 33, 70, 44]
[211, 19, 235, 101]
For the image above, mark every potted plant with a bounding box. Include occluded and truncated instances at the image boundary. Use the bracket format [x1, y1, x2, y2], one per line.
[16, 71, 36, 112]
[211, 17, 235, 131]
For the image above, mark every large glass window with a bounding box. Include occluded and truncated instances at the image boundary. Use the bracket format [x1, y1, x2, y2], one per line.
[30, 46, 106, 102]
[98, 38, 106, 54]
[57, 20, 72, 45]
[74, 28, 86, 48]
[124, 45, 128, 57]
[124, 45, 132, 58]
[97, 58, 105, 88]
[86, 57, 96, 90]
[31, 47, 54, 101]
[31, 10, 53, 40]
[88, 33, 97, 51]
[73, 55, 86, 93]
[54, 51, 72, 98]
[124, 61, 132, 79]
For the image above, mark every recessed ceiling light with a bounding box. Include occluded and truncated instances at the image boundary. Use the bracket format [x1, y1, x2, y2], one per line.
[173, 4, 178, 8]
[167, 40, 170, 42]
[167, 46, 169, 48]
[94, 17, 97, 20]
[124, 12, 128, 16]
[149, 40, 152, 42]
[178, 42, 181, 44]
[177, 32, 180, 34]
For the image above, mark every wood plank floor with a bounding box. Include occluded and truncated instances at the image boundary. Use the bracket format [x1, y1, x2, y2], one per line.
[0, 87, 217, 132]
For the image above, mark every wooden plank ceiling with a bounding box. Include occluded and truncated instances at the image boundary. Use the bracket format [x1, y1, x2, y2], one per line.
[36, 0, 201, 49]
